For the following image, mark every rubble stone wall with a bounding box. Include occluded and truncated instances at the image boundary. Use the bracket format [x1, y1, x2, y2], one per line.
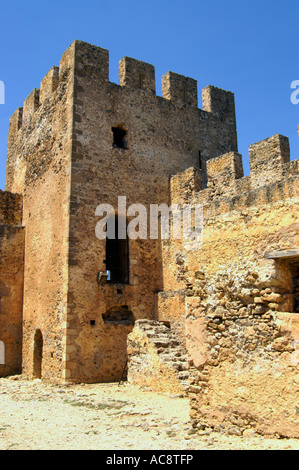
[165, 134, 299, 437]
[127, 319, 189, 394]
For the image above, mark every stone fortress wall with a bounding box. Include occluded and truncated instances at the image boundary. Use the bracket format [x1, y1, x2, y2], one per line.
[1, 40, 238, 383]
[0, 40, 298, 437]
[153, 132, 299, 437]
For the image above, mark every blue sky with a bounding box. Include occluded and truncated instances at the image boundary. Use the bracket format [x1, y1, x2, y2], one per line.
[0, 0, 298, 190]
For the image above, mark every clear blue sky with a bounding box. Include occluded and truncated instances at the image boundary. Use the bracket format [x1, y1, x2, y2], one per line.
[0, 0, 298, 190]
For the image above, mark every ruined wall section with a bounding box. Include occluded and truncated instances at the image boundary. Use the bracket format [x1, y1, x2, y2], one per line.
[0, 190, 24, 377]
[127, 319, 189, 394]
[63, 40, 238, 383]
[4, 47, 75, 381]
[170, 133, 299, 231]
[166, 133, 299, 437]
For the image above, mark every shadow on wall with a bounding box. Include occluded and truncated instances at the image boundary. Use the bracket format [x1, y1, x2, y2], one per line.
[33, 329, 43, 379]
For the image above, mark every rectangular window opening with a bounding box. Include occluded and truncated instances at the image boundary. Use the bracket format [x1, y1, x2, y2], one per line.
[112, 126, 128, 149]
[106, 216, 129, 284]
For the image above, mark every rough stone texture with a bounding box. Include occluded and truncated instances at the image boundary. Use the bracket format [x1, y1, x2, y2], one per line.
[1, 40, 299, 439]
[127, 319, 190, 394]
[163, 135, 299, 438]
[0, 191, 23, 225]
[3, 40, 238, 384]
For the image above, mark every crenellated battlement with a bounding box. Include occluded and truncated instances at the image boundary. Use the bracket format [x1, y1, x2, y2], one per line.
[8, 67, 60, 132]
[6, 40, 238, 195]
[162, 71, 198, 107]
[171, 132, 299, 215]
[202, 85, 236, 118]
[119, 56, 156, 94]
[23, 88, 40, 122]
[8, 40, 237, 134]
[40, 65, 59, 103]
[8, 107, 23, 135]
[249, 134, 290, 189]
[206, 151, 244, 187]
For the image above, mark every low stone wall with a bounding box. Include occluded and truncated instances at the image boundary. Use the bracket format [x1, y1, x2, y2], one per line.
[127, 320, 190, 395]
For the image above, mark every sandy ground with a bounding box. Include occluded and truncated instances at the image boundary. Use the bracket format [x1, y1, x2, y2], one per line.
[0, 375, 298, 451]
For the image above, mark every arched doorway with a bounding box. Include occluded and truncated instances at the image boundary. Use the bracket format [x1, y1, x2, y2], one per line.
[33, 329, 43, 379]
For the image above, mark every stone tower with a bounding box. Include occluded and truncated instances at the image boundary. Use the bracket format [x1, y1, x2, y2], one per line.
[1, 40, 238, 383]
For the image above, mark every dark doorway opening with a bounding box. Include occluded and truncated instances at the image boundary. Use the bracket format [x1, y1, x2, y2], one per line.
[291, 263, 299, 313]
[33, 329, 43, 379]
[106, 215, 129, 284]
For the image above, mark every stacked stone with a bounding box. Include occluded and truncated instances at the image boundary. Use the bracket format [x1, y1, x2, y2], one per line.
[184, 265, 299, 435]
[128, 319, 190, 392]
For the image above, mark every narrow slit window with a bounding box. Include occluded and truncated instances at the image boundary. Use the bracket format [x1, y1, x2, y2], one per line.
[197, 151, 202, 170]
[112, 126, 127, 149]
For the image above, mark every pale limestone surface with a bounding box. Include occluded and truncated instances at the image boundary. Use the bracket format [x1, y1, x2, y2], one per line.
[0, 377, 298, 451]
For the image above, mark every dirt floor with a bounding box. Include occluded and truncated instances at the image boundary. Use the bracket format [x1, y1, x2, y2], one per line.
[0, 375, 298, 451]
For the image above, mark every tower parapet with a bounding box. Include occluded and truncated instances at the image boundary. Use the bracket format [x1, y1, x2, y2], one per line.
[171, 131, 299, 216]
[40, 66, 59, 103]
[162, 71, 198, 107]
[8, 107, 23, 134]
[119, 56, 156, 94]
[202, 85, 235, 118]
[249, 134, 290, 189]
[206, 151, 243, 188]
[23, 88, 40, 122]
[71, 40, 109, 82]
